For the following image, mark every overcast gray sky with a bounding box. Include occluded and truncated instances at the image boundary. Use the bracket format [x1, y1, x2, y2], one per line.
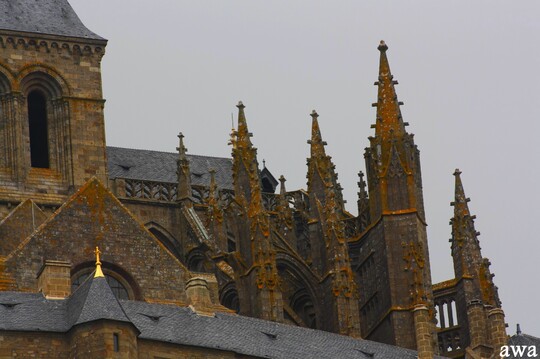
[69, 0, 540, 336]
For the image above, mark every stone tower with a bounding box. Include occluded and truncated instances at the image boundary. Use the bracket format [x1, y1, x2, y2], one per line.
[350, 41, 437, 350]
[0, 0, 108, 216]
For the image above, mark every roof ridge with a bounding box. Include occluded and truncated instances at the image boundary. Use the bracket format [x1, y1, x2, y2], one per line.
[106, 146, 232, 161]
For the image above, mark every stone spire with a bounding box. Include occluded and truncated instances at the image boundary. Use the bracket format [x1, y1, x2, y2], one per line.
[176, 132, 192, 202]
[450, 169, 482, 278]
[450, 169, 500, 307]
[374, 40, 407, 141]
[306, 110, 344, 212]
[229, 102, 283, 322]
[231, 101, 262, 205]
[358, 42, 436, 350]
[450, 169, 505, 358]
[366, 40, 424, 218]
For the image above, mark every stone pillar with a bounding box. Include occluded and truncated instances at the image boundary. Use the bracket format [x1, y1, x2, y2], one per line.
[413, 305, 435, 359]
[467, 300, 492, 357]
[488, 308, 507, 358]
[37, 260, 71, 299]
[186, 277, 214, 316]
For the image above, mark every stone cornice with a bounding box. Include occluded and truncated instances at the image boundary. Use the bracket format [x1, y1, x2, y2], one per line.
[0, 31, 106, 58]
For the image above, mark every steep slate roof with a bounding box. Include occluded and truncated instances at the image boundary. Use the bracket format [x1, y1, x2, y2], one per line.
[107, 146, 234, 190]
[67, 273, 131, 327]
[0, 276, 449, 359]
[0, 0, 105, 41]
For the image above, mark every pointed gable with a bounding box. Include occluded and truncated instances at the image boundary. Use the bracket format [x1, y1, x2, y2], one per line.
[4, 178, 190, 304]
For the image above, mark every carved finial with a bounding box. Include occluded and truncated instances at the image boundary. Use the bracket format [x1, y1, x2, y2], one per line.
[357, 171, 368, 197]
[237, 101, 245, 109]
[517, 323, 522, 335]
[378, 40, 388, 52]
[263, 159, 266, 168]
[311, 109, 318, 119]
[279, 175, 287, 195]
[177, 132, 187, 156]
[453, 168, 462, 176]
[94, 246, 104, 278]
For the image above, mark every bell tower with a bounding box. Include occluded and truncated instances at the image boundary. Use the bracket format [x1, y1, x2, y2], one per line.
[0, 0, 108, 213]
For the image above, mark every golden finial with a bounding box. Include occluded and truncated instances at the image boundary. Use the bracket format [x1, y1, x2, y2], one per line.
[94, 246, 104, 278]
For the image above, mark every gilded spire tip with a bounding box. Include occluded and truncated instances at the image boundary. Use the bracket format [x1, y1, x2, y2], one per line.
[94, 246, 104, 278]
[378, 40, 388, 52]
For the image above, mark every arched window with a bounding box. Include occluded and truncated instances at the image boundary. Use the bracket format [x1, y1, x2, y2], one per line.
[27, 90, 49, 168]
[290, 289, 317, 329]
[72, 272, 131, 300]
[220, 283, 240, 313]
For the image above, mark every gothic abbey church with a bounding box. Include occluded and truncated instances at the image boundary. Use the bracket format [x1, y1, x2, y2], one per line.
[0, 1, 526, 359]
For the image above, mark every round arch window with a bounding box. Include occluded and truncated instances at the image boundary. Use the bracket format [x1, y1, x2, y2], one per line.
[71, 271, 131, 300]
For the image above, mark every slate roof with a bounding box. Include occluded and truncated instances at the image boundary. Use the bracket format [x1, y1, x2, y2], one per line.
[0, 275, 449, 359]
[67, 274, 131, 327]
[507, 330, 540, 358]
[0, 0, 105, 41]
[107, 146, 234, 190]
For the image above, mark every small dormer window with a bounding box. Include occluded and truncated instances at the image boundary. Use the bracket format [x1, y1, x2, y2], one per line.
[27, 90, 50, 168]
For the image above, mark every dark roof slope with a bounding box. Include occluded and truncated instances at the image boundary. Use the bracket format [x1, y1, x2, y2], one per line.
[107, 146, 234, 190]
[0, 0, 105, 41]
[0, 283, 449, 359]
[68, 273, 130, 327]
[121, 300, 436, 359]
[0, 292, 68, 332]
[507, 331, 540, 358]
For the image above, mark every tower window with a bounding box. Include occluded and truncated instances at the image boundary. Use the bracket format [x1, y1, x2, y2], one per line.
[27, 90, 50, 168]
[113, 333, 120, 352]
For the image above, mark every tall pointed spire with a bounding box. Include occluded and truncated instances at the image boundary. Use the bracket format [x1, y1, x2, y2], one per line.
[306, 110, 344, 211]
[365, 40, 422, 217]
[229, 101, 283, 322]
[374, 40, 407, 141]
[450, 169, 480, 262]
[450, 169, 500, 306]
[450, 169, 505, 355]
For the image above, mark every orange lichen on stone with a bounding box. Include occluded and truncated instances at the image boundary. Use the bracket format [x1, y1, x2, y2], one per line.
[432, 278, 458, 292]
[0, 257, 15, 290]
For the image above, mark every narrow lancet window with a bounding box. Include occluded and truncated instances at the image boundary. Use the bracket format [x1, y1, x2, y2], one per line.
[27, 90, 49, 168]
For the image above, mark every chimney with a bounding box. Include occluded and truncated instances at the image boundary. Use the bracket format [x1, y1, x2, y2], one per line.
[37, 260, 72, 299]
[186, 276, 214, 316]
